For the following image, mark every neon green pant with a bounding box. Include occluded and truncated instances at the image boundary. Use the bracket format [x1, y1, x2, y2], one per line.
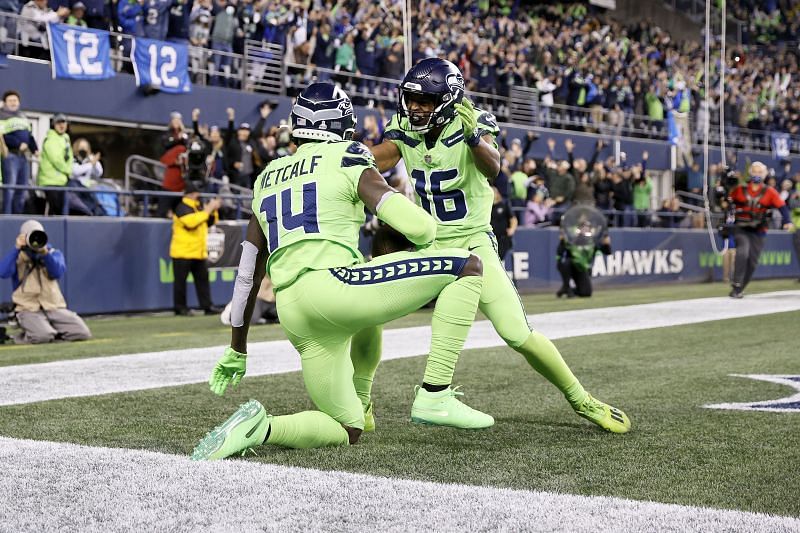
[276, 248, 471, 430]
[432, 231, 531, 347]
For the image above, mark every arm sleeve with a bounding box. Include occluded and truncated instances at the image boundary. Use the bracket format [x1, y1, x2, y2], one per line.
[28, 131, 38, 153]
[0, 249, 20, 279]
[43, 249, 66, 280]
[377, 193, 436, 247]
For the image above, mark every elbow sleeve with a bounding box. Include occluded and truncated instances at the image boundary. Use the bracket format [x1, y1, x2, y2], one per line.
[376, 193, 436, 247]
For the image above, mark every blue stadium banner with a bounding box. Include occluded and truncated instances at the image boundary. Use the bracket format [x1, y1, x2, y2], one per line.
[771, 132, 791, 159]
[47, 23, 115, 80]
[131, 37, 192, 94]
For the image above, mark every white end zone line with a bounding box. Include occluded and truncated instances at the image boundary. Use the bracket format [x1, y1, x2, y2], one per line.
[0, 291, 799, 407]
[704, 374, 800, 413]
[0, 436, 797, 533]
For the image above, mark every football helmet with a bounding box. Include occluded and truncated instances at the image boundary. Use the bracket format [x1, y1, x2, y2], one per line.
[290, 82, 356, 142]
[398, 58, 465, 133]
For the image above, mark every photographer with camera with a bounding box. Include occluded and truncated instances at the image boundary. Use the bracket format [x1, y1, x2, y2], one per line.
[170, 182, 223, 316]
[0, 220, 91, 344]
[726, 161, 794, 298]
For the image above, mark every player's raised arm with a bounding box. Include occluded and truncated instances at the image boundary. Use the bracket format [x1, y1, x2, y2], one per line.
[455, 98, 501, 179]
[370, 139, 402, 173]
[358, 167, 436, 247]
[209, 214, 269, 396]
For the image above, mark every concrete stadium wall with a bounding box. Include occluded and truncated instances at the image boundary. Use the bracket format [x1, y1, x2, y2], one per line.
[1, 216, 796, 314]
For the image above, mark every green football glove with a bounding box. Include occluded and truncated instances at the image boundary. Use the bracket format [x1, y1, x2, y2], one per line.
[454, 98, 479, 146]
[209, 346, 247, 396]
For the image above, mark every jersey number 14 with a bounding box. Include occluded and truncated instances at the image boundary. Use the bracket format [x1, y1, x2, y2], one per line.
[411, 169, 468, 222]
[260, 183, 320, 252]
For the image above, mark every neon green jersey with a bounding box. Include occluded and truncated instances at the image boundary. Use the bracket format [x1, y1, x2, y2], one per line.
[384, 107, 500, 240]
[252, 140, 376, 290]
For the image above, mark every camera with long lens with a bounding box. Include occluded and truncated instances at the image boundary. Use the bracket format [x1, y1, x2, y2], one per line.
[185, 140, 209, 187]
[20, 220, 48, 252]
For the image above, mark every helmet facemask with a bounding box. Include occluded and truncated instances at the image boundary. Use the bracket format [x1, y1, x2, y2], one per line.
[398, 71, 464, 133]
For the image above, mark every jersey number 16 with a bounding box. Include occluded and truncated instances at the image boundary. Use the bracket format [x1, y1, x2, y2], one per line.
[411, 169, 468, 222]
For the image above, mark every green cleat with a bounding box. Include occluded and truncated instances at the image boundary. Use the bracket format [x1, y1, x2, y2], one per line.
[574, 394, 631, 434]
[191, 399, 271, 461]
[363, 402, 375, 433]
[410, 386, 494, 429]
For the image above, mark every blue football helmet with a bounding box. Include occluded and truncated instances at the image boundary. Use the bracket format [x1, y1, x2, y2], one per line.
[398, 58, 465, 133]
[290, 82, 356, 142]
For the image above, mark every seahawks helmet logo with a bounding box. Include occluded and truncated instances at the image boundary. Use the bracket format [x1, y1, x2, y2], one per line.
[446, 72, 465, 101]
[338, 99, 353, 114]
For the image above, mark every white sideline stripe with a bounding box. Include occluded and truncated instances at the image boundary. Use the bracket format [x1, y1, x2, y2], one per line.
[1, 291, 799, 407]
[1, 437, 797, 533]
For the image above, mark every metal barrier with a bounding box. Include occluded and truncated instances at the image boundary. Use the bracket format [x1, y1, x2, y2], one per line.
[123, 154, 254, 217]
[1, 183, 251, 218]
[243, 40, 285, 94]
[511, 203, 723, 230]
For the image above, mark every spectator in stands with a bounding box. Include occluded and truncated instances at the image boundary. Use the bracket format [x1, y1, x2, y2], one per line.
[38, 114, 93, 216]
[1, 90, 38, 214]
[75, 0, 110, 30]
[334, 31, 357, 88]
[209, 0, 238, 87]
[0, 0, 21, 56]
[381, 40, 404, 80]
[158, 111, 191, 217]
[310, 21, 335, 80]
[118, 0, 144, 37]
[170, 181, 222, 316]
[536, 74, 556, 127]
[227, 120, 257, 188]
[524, 190, 551, 227]
[166, 0, 191, 44]
[71, 137, 103, 186]
[544, 138, 575, 221]
[355, 21, 381, 99]
[0, 219, 92, 344]
[66, 2, 87, 27]
[19, 0, 69, 59]
[142, 0, 172, 41]
[188, 0, 212, 80]
[611, 169, 634, 227]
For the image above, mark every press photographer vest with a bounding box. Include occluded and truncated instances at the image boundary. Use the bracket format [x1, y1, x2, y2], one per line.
[12, 252, 67, 313]
[733, 185, 768, 229]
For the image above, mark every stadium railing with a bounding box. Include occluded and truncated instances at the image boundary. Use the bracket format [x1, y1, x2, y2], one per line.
[123, 154, 254, 217]
[0, 183, 252, 218]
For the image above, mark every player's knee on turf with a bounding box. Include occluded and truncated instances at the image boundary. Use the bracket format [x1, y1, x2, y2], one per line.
[459, 254, 483, 278]
[344, 426, 362, 444]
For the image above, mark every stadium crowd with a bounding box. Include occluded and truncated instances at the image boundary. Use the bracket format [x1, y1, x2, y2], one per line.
[2, 0, 799, 143]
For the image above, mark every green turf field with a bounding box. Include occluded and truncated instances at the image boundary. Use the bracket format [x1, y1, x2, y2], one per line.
[0, 298, 797, 517]
[1, 278, 796, 367]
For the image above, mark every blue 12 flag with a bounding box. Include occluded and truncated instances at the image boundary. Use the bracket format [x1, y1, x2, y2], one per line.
[131, 37, 192, 94]
[47, 23, 115, 80]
